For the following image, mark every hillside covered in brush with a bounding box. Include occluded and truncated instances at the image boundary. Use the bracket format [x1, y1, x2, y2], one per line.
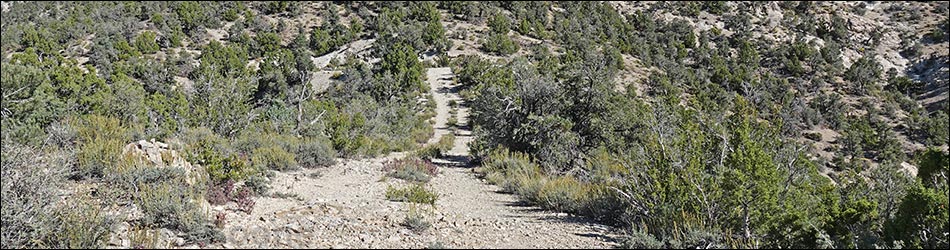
[2, 1, 948, 249]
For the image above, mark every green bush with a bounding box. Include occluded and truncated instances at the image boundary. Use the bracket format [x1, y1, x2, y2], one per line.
[619, 231, 665, 249]
[925, 111, 949, 146]
[129, 227, 167, 249]
[169, 31, 184, 48]
[180, 127, 230, 164]
[251, 145, 299, 171]
[411, 121, 435, 144]
[223, 8, 239, 22]
[479, 147, 622, 219]
[180, 127, 258, 182]
[102, 154, 189, 202]
[2, 143, 112, 249]
[925, 18, 948, 42]
[620, 214, 725, 249]
[116, 39, 142, 60]
[91, 145, 222, 245]
[447, 116, 458, 127]
[137, 182, 199, 229]
[205, 154, 256, 182]
[328, 110, 372, 156]
[438, 134, 456, 151]
[414, 145, 443, 161]
[296, 138, 336, 168]
[511, 174, 545, 203]
[482, 33, 519, 55]
[263, 1, 291, 15]
[887, 76, 920, 95]
[488, 13, 511, 34]
[76, 137, 127, 179]
[179, 213, 224, 244]
[245, 173, 271, 195]
[134, 179, 223, 244]
[885, 183, 949, 249]
[415, 134, 455, 160]
[385, 184, 439, 205]
[42, 197, 114, 249]
[844, 54, 882, 95]
[134, 31, 160, 54]
[915, 148, 949, 184]
[310, 27, 333, 55]
[402, 205, 432, 233]
[481, 147, 542, 188]
[537, 176, 585, 213]
[73, 115, 131, 179]
[253, 32, 281, 57]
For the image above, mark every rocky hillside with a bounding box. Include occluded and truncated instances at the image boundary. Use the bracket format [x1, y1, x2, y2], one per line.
[2, 1, 948, 249]
[602, 1, 950, 173]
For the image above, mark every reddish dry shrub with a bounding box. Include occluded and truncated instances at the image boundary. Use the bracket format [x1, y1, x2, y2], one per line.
[206, 180, 235, 205]
[206, 180, 255, 214]
[383, 158, 438, 176]
[214, 212, 227, 228]
[234, 187, 255, 214]
[382, 158, 438, 182]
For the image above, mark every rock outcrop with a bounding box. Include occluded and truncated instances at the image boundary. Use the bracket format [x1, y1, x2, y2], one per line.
[105, 139, 209, 249]
[123, 139, 206, 186]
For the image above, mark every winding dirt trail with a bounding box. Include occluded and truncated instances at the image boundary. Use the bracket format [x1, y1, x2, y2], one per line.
[213, 68, 620, 248]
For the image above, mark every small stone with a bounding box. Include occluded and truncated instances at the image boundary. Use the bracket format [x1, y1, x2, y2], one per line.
[288, 223, 302, 233]
[112, 221, 130, 233]
[387, 235, 400, 242]
[108, 234, 122, 246]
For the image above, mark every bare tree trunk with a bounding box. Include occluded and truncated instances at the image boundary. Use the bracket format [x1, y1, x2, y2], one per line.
[294, 84, 313, 136]
[742, 201, 751, 240]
